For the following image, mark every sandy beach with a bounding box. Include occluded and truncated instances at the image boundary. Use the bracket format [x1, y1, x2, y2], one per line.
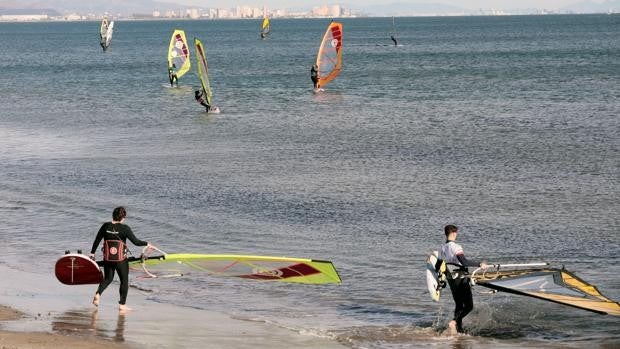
[0, 304, 130, 349]
[0, 264, 347, 349]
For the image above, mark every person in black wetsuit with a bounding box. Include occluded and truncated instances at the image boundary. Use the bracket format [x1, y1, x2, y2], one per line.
[439, 225, 488, 334]
[390, 35, 398, 46]
[168, 64, 178, 87]
[311, 64, 319, 89]
[195, 90, 210, 112]
[90, 207, 150, 312]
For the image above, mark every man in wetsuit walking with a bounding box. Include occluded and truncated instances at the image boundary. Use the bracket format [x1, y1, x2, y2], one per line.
[90, 207, 151, 312]
[439, 225, 488, 334]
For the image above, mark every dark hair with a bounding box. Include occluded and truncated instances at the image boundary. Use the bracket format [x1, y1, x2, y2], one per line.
[444, 224, 458, 236]
[112, 206, 127, 221]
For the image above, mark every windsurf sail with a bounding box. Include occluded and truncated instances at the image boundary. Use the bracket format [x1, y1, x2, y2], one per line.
[261, 17, 270, 38]
[471, 264, 620, 316]
[99, 17, 113, 51]
[105, 21, 114, 48]
[194, 38, 212, 106]
[315, 21, 343, 89]
[128, 247, 341, 285]
[168, 29, 191, 78]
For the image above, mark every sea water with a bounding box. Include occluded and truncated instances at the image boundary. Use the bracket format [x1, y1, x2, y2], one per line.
[0, 15, 618, 348]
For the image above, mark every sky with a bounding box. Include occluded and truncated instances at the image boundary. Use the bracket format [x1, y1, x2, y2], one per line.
[172, 0, 605, 10]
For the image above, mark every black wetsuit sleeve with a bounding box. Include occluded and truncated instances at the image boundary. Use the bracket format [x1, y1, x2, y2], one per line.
[457, 254, 480, 267]
[124, 226, 148, 247]
[90, 223, 107, 254]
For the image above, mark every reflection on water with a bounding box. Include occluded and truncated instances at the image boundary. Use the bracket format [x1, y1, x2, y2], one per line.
[51, 309, 126, 342]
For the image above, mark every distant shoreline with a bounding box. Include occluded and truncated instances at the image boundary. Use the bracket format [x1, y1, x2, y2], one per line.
[0, 12, 616, 24]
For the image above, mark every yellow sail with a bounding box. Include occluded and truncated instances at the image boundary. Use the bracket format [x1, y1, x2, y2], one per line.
[168, 29, 191, 78]
[130, 253, 342, 285]
[194, 38, 212, 106]
[261, 17, 270, 37]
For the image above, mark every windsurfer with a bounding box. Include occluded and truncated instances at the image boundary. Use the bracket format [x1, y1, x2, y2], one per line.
[390, 35, 398, 46]
[90, 207, 151, 312]
[439, 225, 488, 334]
[195, 90, 219, 113]
[311, 64, 319, 89]
[195, 90, 209, 112]
[168, 64, 178, 87]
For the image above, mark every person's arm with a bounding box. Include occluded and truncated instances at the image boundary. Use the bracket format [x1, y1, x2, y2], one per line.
[456, 253, 482, 268]
[90, 223, 106, 258]
[124, 226, 148, 247]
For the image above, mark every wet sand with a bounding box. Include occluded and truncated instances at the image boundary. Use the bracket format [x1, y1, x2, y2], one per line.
[0, 264, 347, 348]
[0, 304, 130, 349]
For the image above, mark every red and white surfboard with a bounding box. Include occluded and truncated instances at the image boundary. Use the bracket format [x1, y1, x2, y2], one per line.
[55, 253, 103, 285]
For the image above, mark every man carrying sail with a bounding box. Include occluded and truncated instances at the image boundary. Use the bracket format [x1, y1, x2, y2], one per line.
[439, 225, 488, 334]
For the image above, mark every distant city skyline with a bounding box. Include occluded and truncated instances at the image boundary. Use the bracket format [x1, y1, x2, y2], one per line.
[174, 0, 612, 11]
[0, 0, 618, 20]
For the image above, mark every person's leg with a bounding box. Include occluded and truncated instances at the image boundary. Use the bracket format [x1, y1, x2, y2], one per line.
[94, 264, 115, 306]
[117, 261, 129, 306]
[446, 276, 460, 333]
[453, 278, 473, 332]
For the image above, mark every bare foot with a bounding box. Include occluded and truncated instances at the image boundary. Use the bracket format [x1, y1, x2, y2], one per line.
[118, 304, 132, 313]
[92, 294, 100, 307]
[448, 320, 458, 335]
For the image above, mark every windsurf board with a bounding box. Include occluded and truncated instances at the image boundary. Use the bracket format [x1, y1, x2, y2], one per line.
[55, 252, 103, 285]
[426, 251, 446, 302]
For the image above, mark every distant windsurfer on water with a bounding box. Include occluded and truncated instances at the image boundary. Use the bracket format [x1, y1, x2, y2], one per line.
[168, 63, 178, 87]
[390, 35, 398, 46]
[439, 225, 488, 334]
[195, 90, 219, 113]
[311, 64, 319, 90]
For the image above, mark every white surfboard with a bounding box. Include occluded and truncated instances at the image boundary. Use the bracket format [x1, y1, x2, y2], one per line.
[426, 251, 446, 302]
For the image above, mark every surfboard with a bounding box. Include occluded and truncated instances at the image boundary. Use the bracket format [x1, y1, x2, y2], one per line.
[55, 252, 103, 285]
[426, 251, 446, 302]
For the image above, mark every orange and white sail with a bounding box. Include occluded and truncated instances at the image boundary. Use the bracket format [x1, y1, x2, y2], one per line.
[315, 21, 343, 89]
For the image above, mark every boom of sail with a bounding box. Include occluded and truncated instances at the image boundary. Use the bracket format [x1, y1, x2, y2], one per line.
[128, 247, 341, 285]
[194, 38, 212, 106]
[168, 29, 191, 78]
[315, 21, 343, 89]
[471, 264, 620, 316]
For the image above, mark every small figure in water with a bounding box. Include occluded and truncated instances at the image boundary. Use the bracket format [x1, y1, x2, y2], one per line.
[260, 32, 266, 39]
[311, 64, 319, 90]
[168, 63, 178, 87]
[390, 35, 398, 46]
[195, 90, 219, 113]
